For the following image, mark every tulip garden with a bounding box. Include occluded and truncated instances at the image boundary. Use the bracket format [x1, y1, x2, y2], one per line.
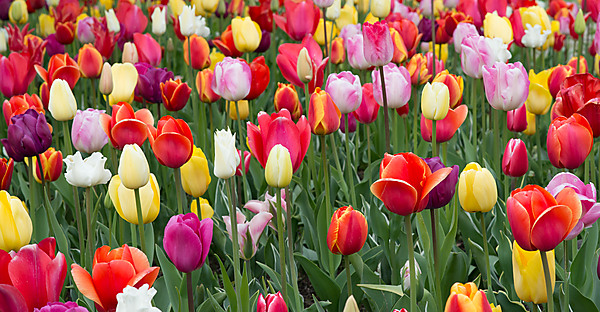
[4, 0, 600, 311]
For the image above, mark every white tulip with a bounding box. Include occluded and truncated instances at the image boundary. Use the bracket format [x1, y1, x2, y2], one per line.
[64, 152, 112, 188]
[522, 23, 551, 48]
[116, 284, 162, 312]
[0, 29, 8, 53]
[178, 5, 196, 37]
[213, 128, 240, 179]
[151, 7, 166, 36]
[484, 37, 512, 64]
[105, 9, 120, 33]
[325, 0, 341, 19]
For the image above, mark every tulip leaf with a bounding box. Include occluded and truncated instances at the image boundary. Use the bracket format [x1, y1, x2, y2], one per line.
[358, 284, 404, 297]
[295, 254, 341, 312]
[155, 244, 183, 312]
[364, 195, 389, 242]
[439, 203, 459, 275]
[495, 290, 527, 312]
[571, 225, 599, 297]
[207, 290, 227, 312]
[569, 284, 600, 312]
[217, 256, 237, 312]
[240, 262, 250, 312]
[442, 251, 470, 299]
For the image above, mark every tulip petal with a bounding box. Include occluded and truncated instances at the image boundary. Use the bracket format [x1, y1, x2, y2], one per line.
[121, 245, 150, 273]
[129, 266, 160, 288]
[92, 260, 136, 311]
[111, 119, 149, 148]
[370, 178, 418, 216]
[0, 250, 11, 285]
[164, 221, 204, 272]
[51, 66, 80, 89]
[531, 205, 573, 251]
[507, 197, 534, 251]
[0, 285, 27, 312]
[336, 210, 368, 255]
[71, 264, 102, 307]
[555, 187, 582, 235]
[198, 218, 214, 268]
[421, 167, 452, 200]
[152, 133, 193, 168]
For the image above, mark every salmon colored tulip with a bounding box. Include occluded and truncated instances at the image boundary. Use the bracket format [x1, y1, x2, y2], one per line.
[444, 282, 494, 312]
[512, 241, 555, 304]
[433, 70, 464, 108]
[547, 114, 593, 170]
[245, 56, 270, 100]
[247, 109, 311, 173]
[308, 88, 341, 135]
[274, 83, 302, 120]
[548, 65, 575, 98]
[420, 105, 468, 143]
[551, 74, 600, 137]
[274, 0, 320, 41]
[276, 35, 329, 93]
[507, 184, 581, 251]
[160, 79, 192, 112]
[213, 25, 242, 58]
[327, 205, 368, 255]
[371, 152, 452, 216]
[196, 69, 221, 103]
[99, 102, 155, 149]
[2, 94, 44, 125]
[184, 35, 211, 70]
[149, 116, 194, 168]
[331, 37, 345, 64]
[31, 147, 62, 183]
[77, 44, 103, 79]
[133, 33, 162, 66]
[34, 53, 80, 90]
[71, 245, 159, 312]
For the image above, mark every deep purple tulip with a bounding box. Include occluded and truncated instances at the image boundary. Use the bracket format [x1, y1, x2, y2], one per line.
[424, 157, 459, 209]
[1, 109, 52, 162]
[255, 30, 271, 53]
[33, 302, 89, 312]
[45, 35, 66, 58]
[163, 213, 213, 273]
[418, 18, 434, 42]
[135, 63, 174, 104]
[0, 0, 10, 20]
[546, 172, 600, 240]
[339, 114, 357, 133]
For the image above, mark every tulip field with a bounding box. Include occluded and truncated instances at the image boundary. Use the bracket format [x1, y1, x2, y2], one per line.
[3, 0, 600, 311]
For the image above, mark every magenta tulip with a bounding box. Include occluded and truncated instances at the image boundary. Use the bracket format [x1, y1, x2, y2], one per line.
[362, 21, 394, 67]
[0, 285, 27, 312]
[372, 63, 411, 109]
[274, 0, 320, 41]
[325, 71, 362, 114]
[353, 83, 379, 124]
[507, 104, 528, 133]
[163, 213, 213, 273]
[482, 62, 529, 111]
[133, 33, 162, 66]
[276, 35, 329, 93]
[257, 292, 288, 312]
[212, 57, 252, 101]
[71, 108, 109, 154]
[502, 138, 528, 177]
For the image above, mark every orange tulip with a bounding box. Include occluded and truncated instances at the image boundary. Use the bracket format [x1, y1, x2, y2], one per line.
[184, 35, 211, 70]
[32, 147, 63, 183]
[390, 28, 408, 64]
[308, 87, 341, 135]
[2, 94, 44, 125]
[330, 37, 345, 65]
[433, 70, 464, 108]
[406, 53, 431, 85]
[444, 282, 494, 312]
[77, 44, 103, 79]
[34, 53, 80, 89]
[149, 116, 194, 168]
[99, 102, 155, 149]
[196, 69, 221, 103]
[274, 83, 302, 120]
[161, 79, 192, 112]
[327, 206, 368, 255]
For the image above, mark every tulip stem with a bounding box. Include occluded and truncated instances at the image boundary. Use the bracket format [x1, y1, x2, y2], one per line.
[432, 120, 437, 157]
[134, 188, 146, 254]
[412, 84, 419, 150]
[405, 215, 417, 312]
[226, 178, 243, 310]
[479, 212, 493, 295]
[276, 187, 288, 304]
[540, 250, 555, 312]
[321, 135, 335, 278]
[345, 255, 352, 297]
[344, 115, 357, 207]
[430, 209, 442, 311]
[536, 115, 542, 164]
[430, 0, 436, 78]
[85, 187, 95, 271]
[379, 66, 391, 153]
[175, 167, 184, 215]
[73, 184, 86, 266]
[493, 108, 500, 175]
[366, 125, 371, 169]
[27, 158, 40, 237]
[471, 78, 478, 147]
[577, 36, 584, 74]
[187, 272, 194, 312]
[235, 101, 249, 203]
[285, 186, 302, 312]
[563, 240, 571, 312]
[62, 121, 73, 156]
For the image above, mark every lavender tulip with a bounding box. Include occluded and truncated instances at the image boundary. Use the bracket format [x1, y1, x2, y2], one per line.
[72, 109, 109, 154]
[424, 157, 459, 209]
[1, 109, 52, 162]
[34, 302, 89, 312]
[546, 172, 600, 240]
[372, 63, 411, 109]
[135, 63, 174, 104]
[482, 61, 530, 111]
[212, 57, 252, 101]
[76, 16, 95, 44]
[325, 71, 362, 114]
[224, 210, 272, 260]
[163, 213, 214, 273]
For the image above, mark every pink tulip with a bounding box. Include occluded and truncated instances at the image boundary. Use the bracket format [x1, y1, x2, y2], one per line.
[372, 63, 411, 109]
[133, 33, 162, 66]
[72, 108, 109, 154]
[212, 57, 252, 101]
[502, 138, 528, 177]
[276, 35, 329, 93]
[325, 71, 362, 114]
[353, 83, 380, 124]
[426, 52, 444, 82]
[115, 0, 148, 41]
[223, 211, 273, 260]
[274, 0, 320, 41]
[76, 16, 95, 44]
[453, 22, 479, 53]
[507, 104, 528, 133]
[244, 190, 286, 230]
[362, 21, 394, 67]
[346, 34, 371, 70]
[163, 213, 213, 273]
[257, 292, 288, 312]
[482, 61, 530, 111]
[460, 35, 511, 78]
[0, 52, 37, 98]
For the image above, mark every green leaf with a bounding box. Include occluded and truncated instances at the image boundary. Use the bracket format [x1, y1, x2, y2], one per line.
[495, 290, 527, 312]
[295, 254, 341, 312]
[155, 245, 182, 312]
[570, 284, 600, 312]
[217, 256, 237, 312]
[357, 284, 404, 297]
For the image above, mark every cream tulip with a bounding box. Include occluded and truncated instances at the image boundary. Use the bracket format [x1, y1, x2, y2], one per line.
[105, 9, 120, 33]
[151, 7, 166, 36]
[48, 79, 77, 121]
[109, 63, 138, 104]
[109, 174, 160, 224]
[265, 144, 293, 188]
[118, 144, 150, 189]
[421, 82, 450, 120]
[213, 128, 240, 179]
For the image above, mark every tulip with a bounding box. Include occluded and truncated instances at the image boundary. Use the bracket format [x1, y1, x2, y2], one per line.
[406, 53, 430, 85]
[149, 116, 194, 168]
[424, 157, 459, 209]
[0, 190, 31, 252]
[2, 109, 52, 162]
[274, 0, 320, 41]
[371, 152, 452, 215]
[274, 83, 302, 120]
[567, 56, 588, 74]
[69, 109, 108, 154]
[2, 94, 44, 126]
[160, 79, 192, 112]
[372, 63, 411, 108]
[546, 172, 600, 240]
[48, 79, 77, 121]
[433, 70, 464, 108]
[118, 144, 150, 190]
[0, 31, 7, 54]
[0, 158, 13, 191]
[115, 1, 149, 41]
[38, 14, 55, 38]
[353, 83, 379, 124]
[181, 146, 211, 198]
[191, 197, 213, 219]
[346, 34, 370, 70]
[0, 238, 67, 311]
[507, 184, 581, 251]
[34, 53, 80, 90]
[331, 37, 345, 64]
[482, 61, 529, 111]
[228, 100, 249, 120]
[223, 210, 272, 260]
[163, 213, 213, 273]
[77, 44, 103, 79]
[339, 113, 357, 133]
[325, 72, 362, 114]
[99, 63, 113, 95]
[196, 69, 221, 103]
[116, 284, 161, 312]
[31, 147, 62, 183]
[420, 105, 468, 143]
[297, 48, 313, 84]
[370, 0, 390, 18]
[512, 241, 555, 304]
[552, 74, 600, 137]
[231, 16, 262, 53]
[109, 63, 138, 104]
[522, 24, 551, 48]
[265, 144, 293, 188]
[105, 8, 120, 33]
[444, 282, 494, 312]
[502, 138, 528, 177]
[461, 35, 511, 79]
[547, 114, 593, 170]
[458, 162, 497, 213]
[135, 64, 174, 105]
[507, 104, 528, 133]
[483, 11, 513, 44]
[308, 88, 342, 135]
[8, 0, 27, 24]
[426, 52, 445, 81]
[327, 205, 368, 255]
[213, 25, 242, 57]
[151, 7, 166, 36]
[77, 17, 95, 44]
[343, 296, 360, 312]
[244, 190, 286, 229]
[525, 69, 552, 115]
[212, 57, 252, 101]
[277, 35, 329, 93]
[452, 22, 479, 53]
[314, 19, 338, 46]
[35, 302, 89, 312]
[122, 42, 139, 64]
[109, 173, 160, 224]
[240, 57, 270, 102]
[99, 102, 154, 149]
[362, 21, 393, 67]
[214, 128, 240, 179]
[389, 28, 408, 64]
[421, 82, 450, 120]
[548, 65, 575, 98]
[257, 292, 288, 312]
[133, 33, 161, 67]
[184, 35, 211, 70]
[337, 2, 358, 29]
[71, 245, 160, 312]
[63, 151, 111, 188]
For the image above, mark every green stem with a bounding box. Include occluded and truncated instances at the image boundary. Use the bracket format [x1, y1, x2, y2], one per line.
[540, 250, 555, 312]
[471, 78, 478, 147]
[235, 101, 249, 203]
[345, 255, 352, 297]
[174, 167, 184, 215]
[577, 36, 584, 74]
[493, 109, 500, 175]
[479, 212, 492, 294]
[380, 66, 391, 153]
[430, 209, 442, 311]
[134, 188, 146, 254]
[585, 155, 590, 185]
[62, 121, 73, 156]
[366, 125, 371, 168]
[276, 188, 288, 303]
[344, 115, 357, 207]
[563, 240, 570, 312]
[536, 115, 542, 164]
[412, 84, 418, 150]
[85, 187, 94, 271]
[405, 215, 416, 312]
[27, 158, 39, 236]
[431, 0, 436, 78]
[285, 186, 301, 312]
[187, 272, 194, 312]
[321, 135, 334, 278]
[73, 185, 85, 266]
[225, 178, 242, 310]
[432, 120, 437, 157]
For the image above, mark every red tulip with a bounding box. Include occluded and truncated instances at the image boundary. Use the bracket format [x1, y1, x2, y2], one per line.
[3, 94, 44, 125]
[34, 53, 80, 90]
[547, 114, 593, 170]
[308, 88, 341, 135]
[352, 83, 379, 124]
[274, 0, 320, 41]
[161, 79, 192, 112]
[502, 138, 529, 177]
[115, 0, 147, 41]
[327, 206, 368, 255]
[53, 0, 82, 24]
[92, 18, 118, 60]
[276, 35, 328, 93]
[478, 0, 507, 21]
[245, 56, 271, 101]
[196, 69, 221, 103]
[507, 185, 581, 251]
[248, 0, 274, 32]
[55, 21, 76, 45]
[0, 158, 14, 191]
[567, 56, 588, 74]
[0, 237, 67, 311]
[551, 73, 600, 137]
[184, 35, 211, 70]
[133, 33, 162, 66]
[396, 102, 410, 117]
[273, 83, 302, 120]
[71, 245, 160, 312]
[247, 108, 311, 172]
[99, 102, 155, 149]
[420, 105, 468, 143]
[547, 65, 575, 98]
[213, 25, 242, 57]
[0, 52, 38, 98]
[0, 285, 27, 312]
[149, 116, 194, 168]
[507, 104, 528, 132]
[235, 150, 252, 176]
[457, 0, 482, 27]
[371, 152, 452, 216]
[77, 44, 103, 79]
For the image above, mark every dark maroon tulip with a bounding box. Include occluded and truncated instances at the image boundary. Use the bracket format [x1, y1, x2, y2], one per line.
[340, 114, 357, 133]
[163, 213, 213, 273]
[0, 285, 27, 312]
[502, 138, 528, 177]
[135, 63, 174, 104]
[424, 157, 459, 209]
[0, 0, 10, 20]
[1, 109, 52, 162]
[418, 18, 434, 42]
[255, 30, 271, 53]
[257, 292, 288, 312]
[507, 104, 527, 133]
[33, 302, 89, 312]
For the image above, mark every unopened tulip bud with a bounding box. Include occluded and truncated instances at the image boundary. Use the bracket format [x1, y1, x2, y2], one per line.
[502, 138, 528, 177]
[214, 128, 240, 179]
[421, 82, 450, 120]
[265, 144, 293, 188]
[458, 162, 497, 213]
[401, 259, 421, 292]
[122, 42, 139, 64]
[8, 0, 28, 24]
[575, 10, 585, 35]
[118, 144, 150, 189]
[342, 296, 359, 312]
[48, 79, 77, 121]
[297, 48, 313, 84]
[99, 63, 113, 95]
[270, 0, 279, 12]
[218, 0, 226, 16]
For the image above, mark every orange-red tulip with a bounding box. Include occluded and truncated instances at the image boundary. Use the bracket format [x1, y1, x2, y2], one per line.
[32, 147, 62, 183]
[387, 16, 422, 58]
[390, 28, 408, 64]
[184, 34, 211, 70]
[196, 69, 221, 103]
[507, 185, 581, 251]
[327, 206, 368, 255]
[274, 83, 302, 120]
[2, 94, 44, 125]
[77, 44, 103, 79]
[34, 53, 80, 89]
[149, 116, 194, 168]
[99, 102, 155, 149]
[213, 25, 242, 57]
[547, 114, 593, 169]
[444, 282, 494, 312]
[161, 79, 192, 112]
[245, 56, 270, 100]
[567, 56, 587, 74]
[406, 53, 431, 85]
[308, 87, 341, 135]
[433, 70, 464, 108]
[0, 158, 14, 191]
[420, 105, 468, 143]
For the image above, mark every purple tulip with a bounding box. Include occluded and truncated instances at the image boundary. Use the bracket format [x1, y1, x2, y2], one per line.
[212, 57, 252, 101]
[362, 21, 394, 67]
[1, 109, 52, 162]
[135, 63, 174, 104]
[546, 172, 600, 240]
[72, 109, 109, 154]
[45, 34, 66, 57]
[418, 18, 434, 42]
[482, 61, 529, 111]
[163, 213, 213, 273]
[339, 114, 357, 133]
[255, 30, 271, 53]
[424, 157, 459, 209]
[325, 71, 362, 114]
[0, 0, 10, 20]
[223, 211, 272, 260]
[34, 302, 89, 312]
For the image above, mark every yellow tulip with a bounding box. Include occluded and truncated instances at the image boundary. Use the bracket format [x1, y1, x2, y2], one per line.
[355, 0, 368, 14]
[118, 144, 150, 189]
[99, 0, 114, 9]
[48, 79, 78, 121]
[428, 43, 447, 63]
[519, 6, 551, 48]
[595, 55, 600, 76]
[523, 108, 536, 136]
[336, 2, 358, 30]
[9, 0, 28, 24]
[169, 0, 186, 17]
[0, 191, 31, 252]
[525, 69, 552, 115]
[191, 197, 214, 219]
[228, 100, 249, 120]
[191, 0, 207, 15]
[109, 174, 160, 224]
[265, 144, 293, 188]
[421, 82, 450, 121]
[181, 146, 211, 197]
[209, 48, 225, 71]
[458, 162, 497, 213]
[39, 14, 56, 38]
[490, 303, 502, 312]
[231, 17, 262, 53]
[109, 63, 138, 104]
[202, 0, 219, 14]
[364, 13, 378, 24]
[315, 19, 338, 46]
[370, 0, 390, 19]
[512, 241, 555, 304]
[483, 11, 513, 44]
